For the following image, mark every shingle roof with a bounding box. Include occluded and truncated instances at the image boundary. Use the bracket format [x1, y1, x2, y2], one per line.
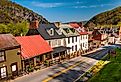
[59, 24, 80, 37]
[15, 35, 53, 59]
[27, 24, 66, 40]
[0, 34, 20, 51]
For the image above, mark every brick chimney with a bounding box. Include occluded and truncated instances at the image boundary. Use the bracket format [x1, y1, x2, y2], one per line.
[29, 20, 39, 29]
[54, 22, 61, 28]
[78, 22, 83, 27]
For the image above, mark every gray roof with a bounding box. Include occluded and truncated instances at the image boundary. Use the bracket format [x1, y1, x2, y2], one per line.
[27, 24, 66, 40]
[59, 24, 80, 37]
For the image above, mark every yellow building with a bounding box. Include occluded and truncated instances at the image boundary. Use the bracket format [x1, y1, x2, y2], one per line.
[0, 34, 22, 81]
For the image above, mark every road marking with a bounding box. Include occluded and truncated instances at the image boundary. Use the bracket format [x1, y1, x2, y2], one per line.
[42, 61, 82, 82]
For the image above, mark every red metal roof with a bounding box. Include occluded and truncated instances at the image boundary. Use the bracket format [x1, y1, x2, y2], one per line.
[79, 32, 88, 35]
[69, 23, 80, 28]
[15, 35, 53, 59]
[88, 32, 92, 34]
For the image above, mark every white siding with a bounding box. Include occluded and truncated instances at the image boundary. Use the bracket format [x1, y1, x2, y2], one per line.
[47, 39, 65, 48]
[66, 36, 80, 54]
[80, 35, 88, 51]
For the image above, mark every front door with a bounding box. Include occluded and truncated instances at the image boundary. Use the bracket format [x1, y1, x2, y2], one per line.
[0, 66, 7, 78]
[11, 62, 18, 76]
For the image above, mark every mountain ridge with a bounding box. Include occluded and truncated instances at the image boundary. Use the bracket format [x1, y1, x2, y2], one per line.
[85, 6, 121, 28]
[0, 0, 49, 23]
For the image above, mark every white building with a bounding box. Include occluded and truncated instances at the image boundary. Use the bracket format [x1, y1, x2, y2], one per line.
[79, 32, 88, 51]
[69, 23, 89, 52]
[58, 24, 81, 55]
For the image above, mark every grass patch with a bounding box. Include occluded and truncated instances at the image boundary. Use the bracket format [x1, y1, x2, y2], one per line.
[88, 48, 121, 82]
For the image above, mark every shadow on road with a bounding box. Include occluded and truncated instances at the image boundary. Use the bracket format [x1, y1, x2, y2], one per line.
[48, 69, 85, 82]
[82, 49, 109, 60]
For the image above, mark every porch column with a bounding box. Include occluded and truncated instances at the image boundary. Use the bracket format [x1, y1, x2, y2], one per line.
[21, 60, 25, 71]
[42, 55, 46, 62]
[34, 57, 37, 67]
[51, 53, 54, 63]
[59, 53, 61, 62]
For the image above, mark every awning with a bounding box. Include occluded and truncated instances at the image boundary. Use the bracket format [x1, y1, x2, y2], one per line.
[53, 46, 71, 54]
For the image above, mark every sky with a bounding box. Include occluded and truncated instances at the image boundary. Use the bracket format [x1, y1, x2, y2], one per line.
[12, 0, 121, 22]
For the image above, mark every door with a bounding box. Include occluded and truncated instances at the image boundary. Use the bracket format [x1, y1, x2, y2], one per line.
[11, 62, 18, 76]
[0, 66, 7, 78]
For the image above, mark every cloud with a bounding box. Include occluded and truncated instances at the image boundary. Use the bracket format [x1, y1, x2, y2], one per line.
[31, 1, 84, 8]
[32, 2, 63, 8]
[74, 6, 88, 8]
[76, 1, 84, 4]
[73, 4, 114, 8]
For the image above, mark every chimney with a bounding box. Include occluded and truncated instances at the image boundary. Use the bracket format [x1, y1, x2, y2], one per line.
[29, 20, 39, 29]
[54, 22, 61, 28]
[78, 22, 83, 27]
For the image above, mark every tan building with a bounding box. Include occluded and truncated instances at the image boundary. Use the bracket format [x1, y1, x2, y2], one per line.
[0, 34, 22, 81]
[92, 29, 108, 48]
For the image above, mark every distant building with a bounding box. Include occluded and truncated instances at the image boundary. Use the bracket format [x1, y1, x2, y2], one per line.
[69, 22, 89, 53]
[58, 24, 81, 57]
[98, 26, 121, 44]
[92, 29, 108, 48]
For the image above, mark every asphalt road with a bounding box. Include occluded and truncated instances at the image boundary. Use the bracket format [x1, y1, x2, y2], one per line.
[10, 45, 117, 82]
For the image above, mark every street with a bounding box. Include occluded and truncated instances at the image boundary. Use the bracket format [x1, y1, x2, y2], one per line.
[10, 46, 116, 82]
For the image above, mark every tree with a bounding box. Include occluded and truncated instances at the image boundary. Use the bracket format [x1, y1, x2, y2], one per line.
[0, 21, 29, 36]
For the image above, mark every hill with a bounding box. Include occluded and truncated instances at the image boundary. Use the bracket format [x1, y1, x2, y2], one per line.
[85, 6, 121, 28]
[0, 0, 48, 23]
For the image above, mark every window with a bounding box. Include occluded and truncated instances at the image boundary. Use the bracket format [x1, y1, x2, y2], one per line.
[83, 43, 85, 47]
[52, 40, 58, 47]
[72, 46, 74, 51]
[72, 37, 74, 43]
[58, 39, 61, 46]
[0, 52, 5, 62]
[86, 35, 88, 39]
[48, 41, 51, 46]
[50, 29, 53, 35]
[83, 35, 85, 39]
[56, 29, 62, 35]
[75, 45, 77, 51]
[80, 44, 82, 49]
[75, 37, 77, 42]
[0, 66, 7, 78]
[49, 28, 54, 36]
[68, 37, 70, 44]
[12, 65, 17, 72]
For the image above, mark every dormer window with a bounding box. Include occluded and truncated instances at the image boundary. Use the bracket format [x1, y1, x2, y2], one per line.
[47, 28, 54, 36]
[70, 28, 75, 33]
[50, 29, 53, 35]
[56, 29, 62, 35]
[63, 28, 70, 34]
